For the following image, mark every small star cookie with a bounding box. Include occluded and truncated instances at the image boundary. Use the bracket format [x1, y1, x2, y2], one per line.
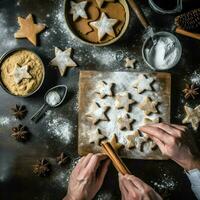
[182, 105, 200, 130]
[117, 114, 134, 131]
[126, 130, 140, 149]
[115, 92, 135, 112]
[50, 47, 77, 76]
[10, 64, 32, 84]
[14, 14, 46, 46]
[96, 81, 113, 98]
[135, 136, 148, 151]
[124, 57, 136, 69]
[86, 102, 110, 124]
[110, 134, 123, 152]
[139, 97, 158, 115]
[95, 0, 115, 8]
[69, 1, 88, 22]
[89, 12, 118, 41]
[89, 129, 106, 145]
[143, 117, 160, 125]
[133, 74, 154, 94]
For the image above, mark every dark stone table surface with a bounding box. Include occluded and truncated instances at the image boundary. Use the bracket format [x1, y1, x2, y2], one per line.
[0, 0, 200, 199]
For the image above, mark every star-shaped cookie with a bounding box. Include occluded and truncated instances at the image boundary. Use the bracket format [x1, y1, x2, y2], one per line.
[110, 134, 123, 152]
[126, 130, 140, 149]
[117, 114, 134, 131]
[133, 74, 154, 94]
[182, 105, 200, 131]
[10, 64, 32, 84]
[95, 0, 115, 8]
[115, 92, 135, 112]
[124, 57, 136, 69]
[89, 12, 118, 41]
[69, 1, 88, 22]
[86, 102, 110, 124]
[96, 81, 113, 98]
[89, 129, 106, 145]
[14, 14, 46, 46]
[50, 47, 77, 76]
[143, 117, 160, 125]
[139, 97, 158, 115]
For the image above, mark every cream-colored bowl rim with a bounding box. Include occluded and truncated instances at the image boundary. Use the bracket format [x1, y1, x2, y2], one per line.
[64, 0, 130, 47]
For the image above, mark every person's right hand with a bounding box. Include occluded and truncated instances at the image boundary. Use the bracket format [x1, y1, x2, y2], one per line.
[119, 173, 162, 200]
[140, 123, 200, 170]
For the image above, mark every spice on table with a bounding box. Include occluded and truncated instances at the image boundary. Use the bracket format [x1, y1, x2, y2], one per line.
[33, 159, 51, 177]
[11, 104, 27, 120]
[183, 84, 199, 99]
[46, 91, 61, 106]
[56, 152, 70, 166]
[11, 124, 30, 142]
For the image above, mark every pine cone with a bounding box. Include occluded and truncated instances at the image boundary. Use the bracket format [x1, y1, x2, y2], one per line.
[11, 124, 30, 142]
[175, 8, 200, 32]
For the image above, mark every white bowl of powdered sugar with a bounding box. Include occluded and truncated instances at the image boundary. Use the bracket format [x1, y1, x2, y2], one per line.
[142, 31, 182, 70]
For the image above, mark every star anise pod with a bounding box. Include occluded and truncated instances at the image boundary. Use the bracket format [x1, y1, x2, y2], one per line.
[11, 124, 30, 142]
[33, 159, 51, 177]
[56, 152, 70, 166]
[183, 84, 199, 99]
[11, 104, 27, 120]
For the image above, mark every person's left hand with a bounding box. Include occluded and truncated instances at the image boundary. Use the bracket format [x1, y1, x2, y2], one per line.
[119, 173, 162, 200]
[63, 153, 110, 200]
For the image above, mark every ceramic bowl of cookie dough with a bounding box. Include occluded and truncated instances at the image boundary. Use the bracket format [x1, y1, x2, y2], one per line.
[0, 48, 45, 97]
[64, 0, 130, 46]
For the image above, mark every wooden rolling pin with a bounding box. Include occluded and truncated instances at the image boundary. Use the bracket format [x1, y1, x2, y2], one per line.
[101, 141, 131, 175]
[175, 27, 200, 40]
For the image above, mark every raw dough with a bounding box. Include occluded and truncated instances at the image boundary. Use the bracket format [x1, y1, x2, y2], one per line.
[89, 129, 106, 145]
[115, 92, 135, 112]
[182, 105, 200, 131]
[117, 113, 134, 130]
[50, 47, 77, 76]
[96, 80, 113, 98]
[124, 57, 136, 69]
[86, 102, 110, 124]
[133, 74, 154, 94]
[1, 50, 44, 96]
[139, 96, 158, 115]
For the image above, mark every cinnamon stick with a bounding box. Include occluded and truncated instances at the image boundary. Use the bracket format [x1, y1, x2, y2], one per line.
[176, 27, 200, 40]
[101, 142, 131, 175]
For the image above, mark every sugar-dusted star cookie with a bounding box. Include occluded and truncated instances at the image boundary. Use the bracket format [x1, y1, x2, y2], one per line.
[133, 74, 154, 94]
[89, 129, 106, 145]
[117, 113, 134, 131]
[143, 117, 160, 125]
[14, 14, 46, 46]
[110, 134, 123, 152]
[139, 96, 158, 115]
[10, 64, 32, 84]
[115, 92, 135, 112]
[135, 136, 148, 151]
[86, 102, 110, 124]
[89, 12, 118, 41]
[124, 57, 136, 69]
[96, 81, 113, 98]
[50, 47, 77, 76]
[182, 105, 200, 131]
[126, 130, 140, 149]
[69, 1, 88, 22]
[95, 0, 115, 8]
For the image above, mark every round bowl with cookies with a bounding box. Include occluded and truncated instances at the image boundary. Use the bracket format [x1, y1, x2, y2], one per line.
[0, 48, 45, 97]
[64, 0, 130, 46]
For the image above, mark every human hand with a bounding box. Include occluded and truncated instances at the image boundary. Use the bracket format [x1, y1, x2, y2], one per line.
[140, 123, 200, 170]
[63, 153, 110, 200]
[119, 173, 162, 200]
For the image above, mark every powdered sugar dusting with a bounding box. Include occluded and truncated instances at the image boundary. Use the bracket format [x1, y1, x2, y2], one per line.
[0, 116, 16, 126]
[45, 111, 73, 144]
[190, 70, 200, 85]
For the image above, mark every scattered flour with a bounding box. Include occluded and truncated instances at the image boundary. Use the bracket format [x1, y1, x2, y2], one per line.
[190, 70, 200, 85]
[0, 116, 16, 127]
[45, 111, 73, 144]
